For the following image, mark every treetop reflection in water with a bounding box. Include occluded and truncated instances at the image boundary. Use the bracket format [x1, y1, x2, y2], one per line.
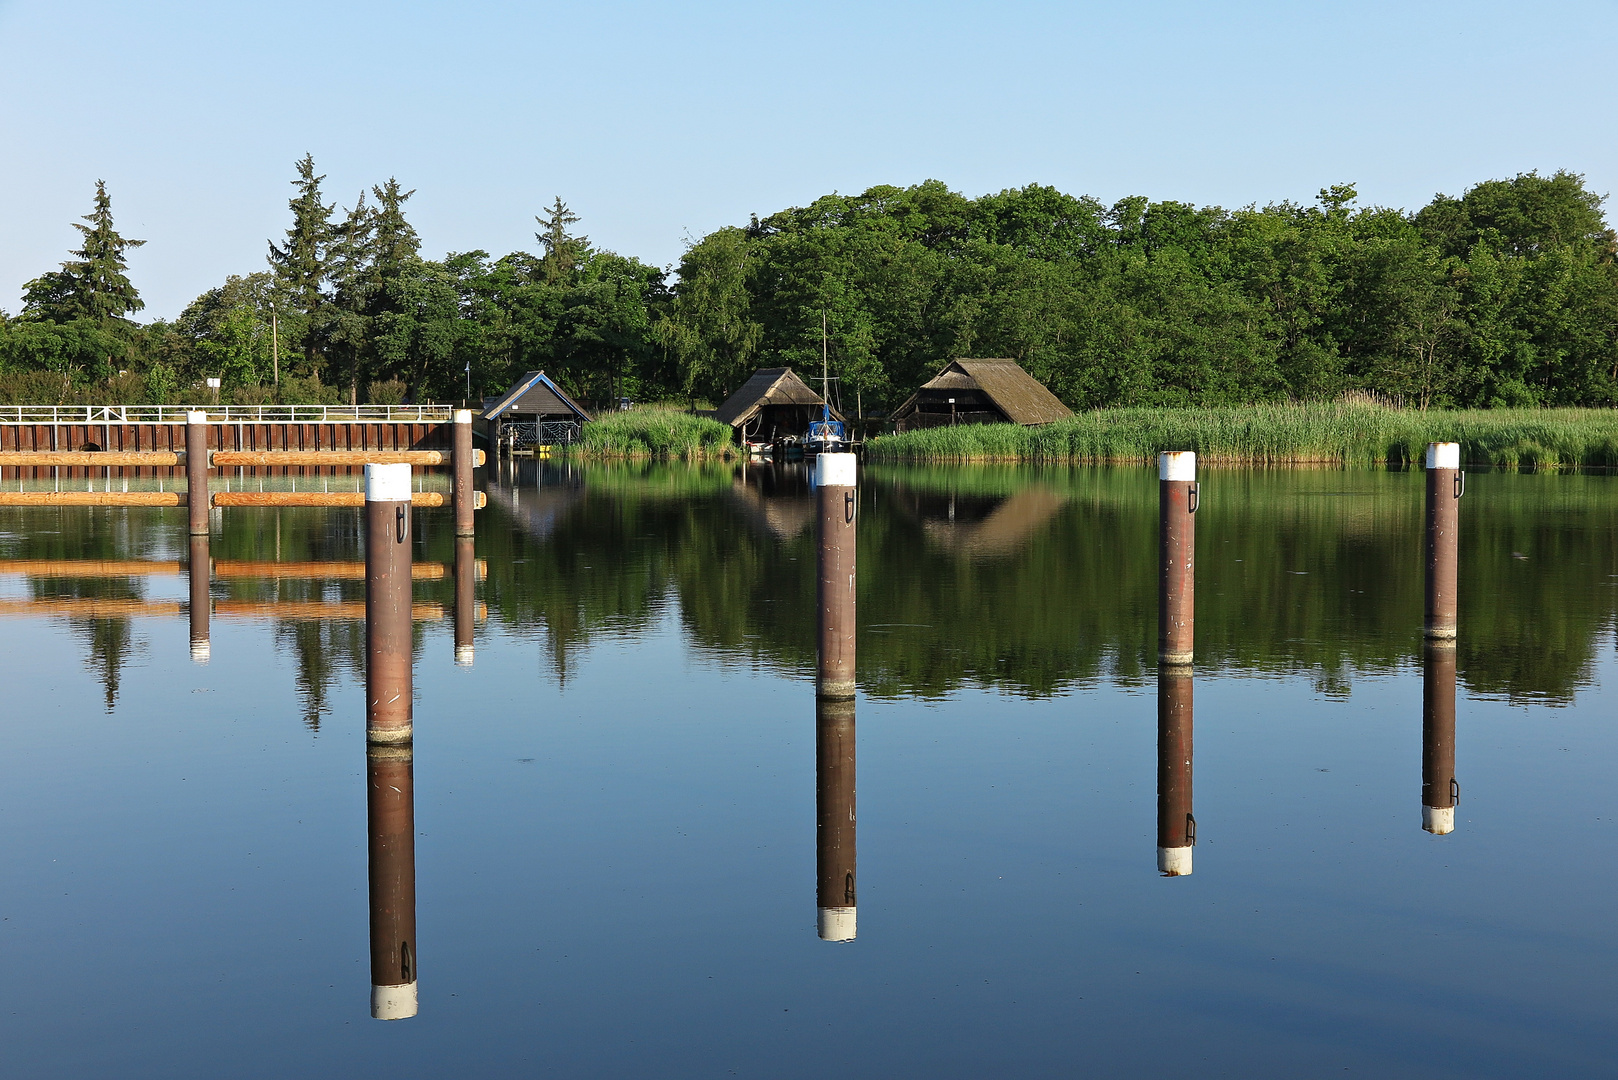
[3, 461, 1615, 707]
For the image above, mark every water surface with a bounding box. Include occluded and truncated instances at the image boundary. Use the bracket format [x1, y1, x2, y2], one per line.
[0, 461, 1613, 1077]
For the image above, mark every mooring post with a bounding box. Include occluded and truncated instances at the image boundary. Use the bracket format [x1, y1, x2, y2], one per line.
[1156, 667, 1194, 875]
[185, 411, 210, 535]
[816, 695, 857, 941]
[367, 743, 418, 1019]
[454, 536, 475, 667]
[815, 452, 858, 700]
[453, 409, 475, 537]
[1422, 641, 1459, 835]
[1158, 451, 1197, 666]
[365, 463, 413, 746]
[188, 535, 210, 663]
[1424, 442, 1461, 641]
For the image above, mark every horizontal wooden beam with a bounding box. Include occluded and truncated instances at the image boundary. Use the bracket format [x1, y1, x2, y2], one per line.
[213, 560, 448, 580]
[0, 492, 185, 506]
[213, 450, 450, 466]
[210, 491, 447, 507]
[214, 601, 446, 621]
[0, 559, 183, 576]
[0, 451, 182, 466]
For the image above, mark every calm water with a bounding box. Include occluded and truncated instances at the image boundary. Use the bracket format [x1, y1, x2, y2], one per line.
[1, 461, 1615, 1077]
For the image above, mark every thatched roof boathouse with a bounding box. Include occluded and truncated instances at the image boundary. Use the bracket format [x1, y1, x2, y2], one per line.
[714, 367, 843, 446]
[889, 359, 1071, 432]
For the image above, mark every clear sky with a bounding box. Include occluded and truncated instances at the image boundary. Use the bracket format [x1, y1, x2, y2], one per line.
[2, 0, 1614, 320]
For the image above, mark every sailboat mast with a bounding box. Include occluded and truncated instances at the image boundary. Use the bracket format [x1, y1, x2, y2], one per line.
[822, 310, 829, 423]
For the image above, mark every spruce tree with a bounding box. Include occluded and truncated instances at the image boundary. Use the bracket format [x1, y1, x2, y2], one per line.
[371, 178, 420, 277]
[535, 196, 588, 283]
[266, 154, 335, 372]
[21, 180, 146, 324]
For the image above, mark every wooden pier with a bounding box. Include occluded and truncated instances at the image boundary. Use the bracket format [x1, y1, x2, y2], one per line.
[0, 405, 459, 455]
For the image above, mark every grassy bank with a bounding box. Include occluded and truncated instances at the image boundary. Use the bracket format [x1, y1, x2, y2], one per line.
[573, 408, 737, 459]
[865, 403, 1618, 467]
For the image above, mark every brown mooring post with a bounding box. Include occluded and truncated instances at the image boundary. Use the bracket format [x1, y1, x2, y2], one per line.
[1422, 642, 1459, 835]
[453, 409, 476, 537]
[187, 535, 210, 663]
[1424, 442, 1461, 641]
[815, 452, 858, 700]
[367, 743, 418, 1019]
[816, 695, 857, 941]
[365, 463, 413, 746]
[1158, 451, 1197, 666]
[185, 410, 210, 535]
[454, 536, 476, 667]
[1156, 666, 1195, 875]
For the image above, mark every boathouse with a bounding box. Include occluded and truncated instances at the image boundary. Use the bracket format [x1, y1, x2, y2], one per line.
[889, 359, 1071, 432]
[713, 368, 843, 446]
[482, 371, 592, 450]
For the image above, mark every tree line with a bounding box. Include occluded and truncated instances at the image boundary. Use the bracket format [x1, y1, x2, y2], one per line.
[2, 161, 1615, 410]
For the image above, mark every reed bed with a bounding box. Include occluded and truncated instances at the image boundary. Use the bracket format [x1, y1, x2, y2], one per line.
[574, 408, 737, 460]
[866, 403, 1618, 468]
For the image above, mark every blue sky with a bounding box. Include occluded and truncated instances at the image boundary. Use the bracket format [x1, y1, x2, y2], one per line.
[2, 0, 1614, 319]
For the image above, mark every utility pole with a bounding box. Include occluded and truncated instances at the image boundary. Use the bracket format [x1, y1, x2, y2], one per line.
[270, 301, 280, 388]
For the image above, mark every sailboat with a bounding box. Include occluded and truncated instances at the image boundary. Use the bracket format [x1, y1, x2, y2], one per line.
[804, 311, 848, 456]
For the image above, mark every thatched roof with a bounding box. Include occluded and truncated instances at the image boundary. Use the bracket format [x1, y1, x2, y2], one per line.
[893, 359, 1072, 426]
[713, 367, 843, 428]
[922, 488, 1069, 557]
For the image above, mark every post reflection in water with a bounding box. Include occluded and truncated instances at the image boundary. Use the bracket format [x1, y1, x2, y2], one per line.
[1422, 642, 1460, 835]
[364, 463, 418, 1020]
[454, 536, 476, 667]
[1156, 666, 1195, 876]
[367, 743, 418, 1019]
[816, 695, 857, 941]
[813, 452, 859, 940]
[187, 535, 210, 664]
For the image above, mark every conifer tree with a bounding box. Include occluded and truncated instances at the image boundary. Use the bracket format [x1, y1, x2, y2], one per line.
[535, 196, 588, 283]
[266, 154, 335, 372]
[21, 180, 146, 324]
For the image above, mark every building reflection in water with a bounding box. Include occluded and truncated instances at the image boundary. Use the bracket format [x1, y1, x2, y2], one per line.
[816, 695, 856, 941]
[1422, 642, 1459, 835]
[1156, 665, 1195, 876]
[367, 743, 418, 1019]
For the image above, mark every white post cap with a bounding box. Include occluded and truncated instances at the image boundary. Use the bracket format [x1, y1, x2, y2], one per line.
[454, 645, 474, 667]
[371, 981, 418, 1020]
[818, 907, 857, 941]
[814, 453, 858, 487]
[1159, 451, 1197, 481]
[185, 410, 208, 424]
[1425, 443, 1460, 469]
[454, 409, 472, 424]
[365, 462, 413, 503]
[1158, 846, 1194, 876]
[190, 640, 210, 664]
[1422, 806, 1456, 835]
